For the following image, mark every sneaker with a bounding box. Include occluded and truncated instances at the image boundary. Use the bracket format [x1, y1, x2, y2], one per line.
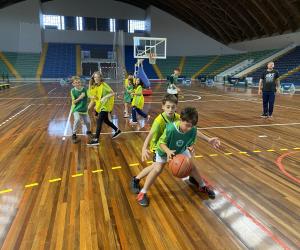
[130, 177, 140, 194]
[199, 185, 216, 199]
[137, 192, 149, 207]
[130, 121, 138, 125]
[87, 138, 99, 146]
[188, 176, 199, 187]
[123, 113, 129, 118]
[268, 114, 273, 118]
[112, 129, 121, 139]
[260, 113, 268, 118]
[147, 115, 151, 122]
[72, 134, 78, 144]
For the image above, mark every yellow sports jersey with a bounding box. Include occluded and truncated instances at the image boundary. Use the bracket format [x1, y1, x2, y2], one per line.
[149, 112, 180, 152]
[94, 82, 114, 112]
[131, 85, 144, 109]
[88, 85, 98, 99]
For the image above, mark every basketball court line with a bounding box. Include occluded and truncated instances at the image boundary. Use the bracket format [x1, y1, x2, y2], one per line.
[10, 83, 34, 88]
[184, 88, 300, 111]
[66, 121, 300, 137]
[0, 104, 32, 128]
[276, 151, 300, 185]
[62, 106, 73, 140]
[0, 151, 296, 249]
[47, 88, 56, 95]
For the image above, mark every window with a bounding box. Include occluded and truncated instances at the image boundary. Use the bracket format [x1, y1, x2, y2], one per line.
[76, 16, 83, 31]
[42, 15, 65, 30]
[109, 18, 116, 32]
[128, 20, 145, 33]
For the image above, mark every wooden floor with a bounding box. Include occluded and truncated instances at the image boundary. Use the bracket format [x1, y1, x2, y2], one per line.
[0, 82, 299, 249]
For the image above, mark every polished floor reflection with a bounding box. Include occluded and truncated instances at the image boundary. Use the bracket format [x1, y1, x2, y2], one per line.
[0, 82, 299, 249]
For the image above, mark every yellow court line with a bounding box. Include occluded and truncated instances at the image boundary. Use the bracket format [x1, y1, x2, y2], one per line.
[92, 169, 104, 173]
[280, 149, 288, 151]
[253, 150, 261, 153]
[293, 147, 300, 150]
[239, 152, 248, 154]
[209, 154, 218, 157]
[267, 149, 276, 152]
[129, 163, 139, 166]
[112, 166, 122, 170]
[49, 178, 62, 183]
[72, 173, 83, 177]
[147, 161, 153, 164]
[25, 183, 39, 188]
[0, 189, 13, 194]
[195, 155, 204, 158]
[224, 152, 233, 155]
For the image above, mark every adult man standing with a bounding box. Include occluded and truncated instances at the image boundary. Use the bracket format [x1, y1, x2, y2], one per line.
[258, 62, 280, 118]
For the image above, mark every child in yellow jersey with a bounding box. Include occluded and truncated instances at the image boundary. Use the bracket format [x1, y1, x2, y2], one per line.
[131, 103, 221, 206]
[87, 72, 121, 146]
[123, 73, 134, 118]
[88, 71, 101, 116]
[130, 78, 149, 124]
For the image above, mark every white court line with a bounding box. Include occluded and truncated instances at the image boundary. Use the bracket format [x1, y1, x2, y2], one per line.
[10, 83, 34, 88]
[64, 121, 300, 137]
[0, 104, 32, 128]
[62, 106, 73, 140]
[48, 88, 56, 95]
[199, 122, 300, 130]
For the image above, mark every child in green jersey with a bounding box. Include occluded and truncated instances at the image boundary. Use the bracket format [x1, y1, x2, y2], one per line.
[132, 107, 220, 206]
[70, 76, 91, 143]
[123, 73, 134, 118]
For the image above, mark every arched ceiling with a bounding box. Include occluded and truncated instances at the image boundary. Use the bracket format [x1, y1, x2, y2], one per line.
[117, 0, 300, 44]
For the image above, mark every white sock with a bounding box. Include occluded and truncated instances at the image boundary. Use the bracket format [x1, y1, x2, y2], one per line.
[199, 179, 206, 188]
[140, 188, 147, 194]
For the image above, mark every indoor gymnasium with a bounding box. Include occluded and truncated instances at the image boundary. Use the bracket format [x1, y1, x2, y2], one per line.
[0, 0, 300, 249]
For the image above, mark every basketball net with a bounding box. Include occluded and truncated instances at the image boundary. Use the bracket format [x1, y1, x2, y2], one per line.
[148, 53, 156, 64]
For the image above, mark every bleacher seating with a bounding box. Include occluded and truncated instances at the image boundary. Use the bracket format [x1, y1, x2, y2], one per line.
[42, 43, 76, 78]
[156, 56, 181, 78]
[0, 60, 12, 78]
[4, 52, 40, 78]
[248, 46, 300, 85]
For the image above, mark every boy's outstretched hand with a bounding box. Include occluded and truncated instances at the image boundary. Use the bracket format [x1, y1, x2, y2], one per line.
[208, 137, 221, 149]
[187, 146, 195, 157]
[142, 148, 151, 162]
[166, 149, 176, 161]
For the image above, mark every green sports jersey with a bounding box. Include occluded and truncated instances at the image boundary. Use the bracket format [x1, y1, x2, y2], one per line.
[149, 112, 180, 152]
[157, 121, 197, 157]
[71, 87, 88, 113]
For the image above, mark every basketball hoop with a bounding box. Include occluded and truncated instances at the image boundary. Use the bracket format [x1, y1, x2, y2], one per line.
[148, 53, 156, 64]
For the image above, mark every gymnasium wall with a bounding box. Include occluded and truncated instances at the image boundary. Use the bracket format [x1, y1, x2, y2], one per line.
[229, 30, 300, 52]
[0, 0, 42, 53]
[147, 6, 242, 56]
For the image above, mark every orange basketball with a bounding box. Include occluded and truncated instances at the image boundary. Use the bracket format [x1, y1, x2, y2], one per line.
[169, 154, 192, 178]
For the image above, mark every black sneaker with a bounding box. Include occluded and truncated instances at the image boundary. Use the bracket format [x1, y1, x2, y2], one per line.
[260, 113, 268, 118]
[188, 176, 199, 187]
[87, 138, 99, 146]
[72, 134, 78, 144]
[199, 186, 216, 199]
[130, 177, 140, 194]
[137, 192, 149, 207]
[112, 129, 121, 139]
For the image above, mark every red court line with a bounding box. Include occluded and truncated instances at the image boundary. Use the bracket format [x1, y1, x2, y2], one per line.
[203, 177, 291, 250]
[275, 151, 300, 185]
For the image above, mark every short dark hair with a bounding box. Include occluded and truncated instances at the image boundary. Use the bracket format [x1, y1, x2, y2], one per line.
[127, 72, 133, 76]
[180, 107, 198, 126]
[162, 94, 178, 105]
[174, 68, 180, 72]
